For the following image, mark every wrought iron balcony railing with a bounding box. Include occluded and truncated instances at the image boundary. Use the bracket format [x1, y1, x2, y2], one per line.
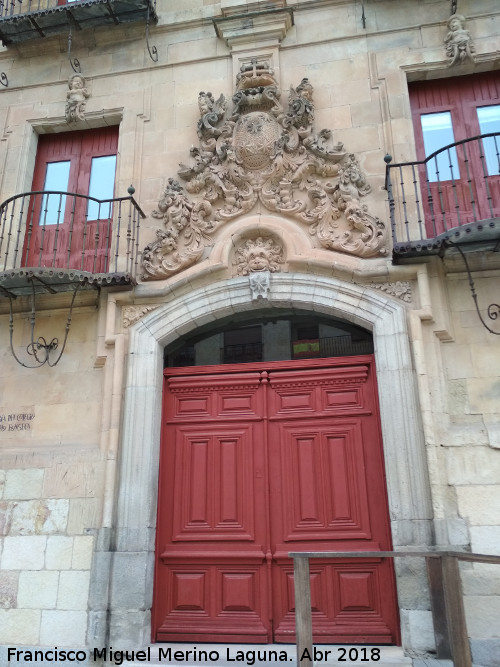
[0, 0, 157, 45]
[0, 189, 145, 295]
[386, 132, 500, 261]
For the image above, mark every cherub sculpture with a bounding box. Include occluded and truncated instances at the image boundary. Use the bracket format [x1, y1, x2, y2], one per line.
[445, 14, 475, 65]
[65, 74, 90, 123]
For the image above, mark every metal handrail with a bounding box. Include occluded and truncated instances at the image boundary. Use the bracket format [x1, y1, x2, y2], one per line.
[0, 190, 145, 276]
[290, 550, 500, 667]
[385, 132, 500, 186]
[385, 131, 500, 252]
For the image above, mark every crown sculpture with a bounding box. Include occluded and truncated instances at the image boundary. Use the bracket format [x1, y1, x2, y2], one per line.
[141, 60, 387, 280]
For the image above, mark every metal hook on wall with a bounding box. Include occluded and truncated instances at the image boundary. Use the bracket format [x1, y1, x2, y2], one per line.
[146, 3, 158, 62]
[451, 0, 458, 15]
[0, 72, 8, 87]
[67, 24, 82, 74]
[447, 241, 500, 335]
[8, 281, 81, 368]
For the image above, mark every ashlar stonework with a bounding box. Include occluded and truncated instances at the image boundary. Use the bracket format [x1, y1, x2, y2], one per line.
[141, 60, 388, 281]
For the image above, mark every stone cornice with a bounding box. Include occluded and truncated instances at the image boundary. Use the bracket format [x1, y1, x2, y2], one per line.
[213, 7, 294, 48]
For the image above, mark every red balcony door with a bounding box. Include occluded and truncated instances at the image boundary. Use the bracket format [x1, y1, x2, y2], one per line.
[153, 357, 399, 644]
[410, 72, 500, 236]
[23, 127, 118, 272]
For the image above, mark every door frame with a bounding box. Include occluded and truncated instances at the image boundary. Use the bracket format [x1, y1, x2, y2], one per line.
[107, 274, 433, 650]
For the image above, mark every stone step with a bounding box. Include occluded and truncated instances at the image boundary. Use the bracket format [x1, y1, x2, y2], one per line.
[124, 644, 413, 667]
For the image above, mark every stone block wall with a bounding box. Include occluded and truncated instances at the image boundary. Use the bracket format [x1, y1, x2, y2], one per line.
[0, 307, 103, 647]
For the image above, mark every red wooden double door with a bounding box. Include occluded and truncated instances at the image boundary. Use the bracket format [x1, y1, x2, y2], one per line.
[153, 356, 399, 644]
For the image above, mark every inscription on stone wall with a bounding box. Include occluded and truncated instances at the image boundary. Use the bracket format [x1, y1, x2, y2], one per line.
[0, 410, 35, 433]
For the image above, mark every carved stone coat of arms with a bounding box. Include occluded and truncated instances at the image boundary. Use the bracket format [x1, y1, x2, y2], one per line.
[141, 60, 388, 281]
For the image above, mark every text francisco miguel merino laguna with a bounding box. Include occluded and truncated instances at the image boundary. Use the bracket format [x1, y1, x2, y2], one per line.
[7, 647, 314, 665]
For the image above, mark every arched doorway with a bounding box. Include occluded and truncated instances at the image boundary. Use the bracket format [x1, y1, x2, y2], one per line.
[110, 274, 432, 650]
[153, 313, 399, 644]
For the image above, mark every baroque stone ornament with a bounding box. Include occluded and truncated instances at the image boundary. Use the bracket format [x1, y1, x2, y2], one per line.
[444, 14, 475, 65]
[141, 59, 388, 281]
[122, 305, 160, 328]
[65, 74, 90, 123]
[234, 236, 284, 276]
[372, 281, 412, 302]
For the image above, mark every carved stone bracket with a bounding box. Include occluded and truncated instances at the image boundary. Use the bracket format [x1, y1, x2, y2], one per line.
[141, 61, 388, 281]
[122, 305, 160, 328]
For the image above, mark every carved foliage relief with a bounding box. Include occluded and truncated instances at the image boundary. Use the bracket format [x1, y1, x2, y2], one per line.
[141, 60, 388, 281]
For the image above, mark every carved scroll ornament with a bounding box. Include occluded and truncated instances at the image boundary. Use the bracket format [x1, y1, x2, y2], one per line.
[141, 60, 388, 281]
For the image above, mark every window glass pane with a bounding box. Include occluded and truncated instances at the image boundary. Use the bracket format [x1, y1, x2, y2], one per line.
[87, 154, 116, 220]
[421, 112, 459, 182]
[40, 161, 70, 225]
[477, 105, 500, 176]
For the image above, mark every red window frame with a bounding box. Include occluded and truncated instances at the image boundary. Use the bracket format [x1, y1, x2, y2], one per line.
[409, 72, 500, 235]
[24, 126, 119, 272]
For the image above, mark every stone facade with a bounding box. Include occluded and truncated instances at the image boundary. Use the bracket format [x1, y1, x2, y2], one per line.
[0, 0, 499, 664]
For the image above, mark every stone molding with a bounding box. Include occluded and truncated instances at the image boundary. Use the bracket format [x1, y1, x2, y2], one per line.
[141, 63, 387, 282]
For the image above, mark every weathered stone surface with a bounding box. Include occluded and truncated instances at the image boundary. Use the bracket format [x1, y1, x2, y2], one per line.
[72, 535, 94, 570]
[3, 469, 44, 500]
[40, 610, 87, 646]
[1, 536, 46, 570]
[57, 571, 90, 610]
[400, 609, 436, 653]
[18, 570, 59, 609]
[457, 486, 500, 526]
[0, 609, 40, 644]
[110, 552, 152, 610]
[46, 536, 73, 570]
[10, 499, 69, 535]
[470, 638, 500, 667]
[465, 596, 500, 638]
[0, 570, 19, 609]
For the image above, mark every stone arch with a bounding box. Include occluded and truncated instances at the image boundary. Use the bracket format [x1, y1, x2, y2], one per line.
[110, 273, 432, 646]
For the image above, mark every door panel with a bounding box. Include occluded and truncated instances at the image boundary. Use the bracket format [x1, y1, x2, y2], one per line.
[267, 363, 397, 643]
[155, 372, 271, 643]
[154, 358, 399, 644]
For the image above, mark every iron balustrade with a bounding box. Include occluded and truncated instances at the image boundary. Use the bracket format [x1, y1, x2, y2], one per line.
[385, 132, 500, 259]
[0, 0, 156, 20]
[0, 0, 158, 54]
[290, 550, 500, 667]
[0, 190, 145, 277]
